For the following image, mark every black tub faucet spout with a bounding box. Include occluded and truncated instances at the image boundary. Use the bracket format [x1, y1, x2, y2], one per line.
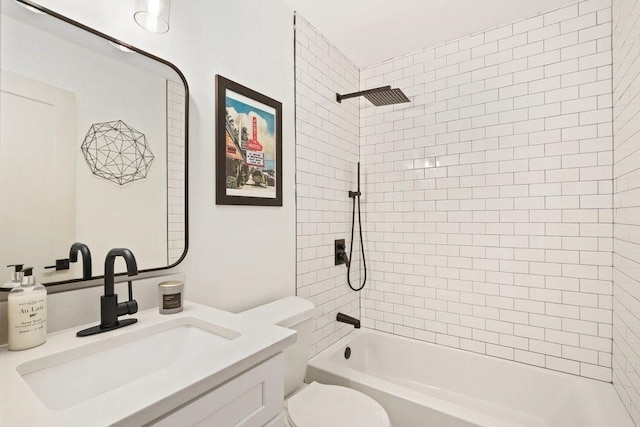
[337, 312, 361, 329]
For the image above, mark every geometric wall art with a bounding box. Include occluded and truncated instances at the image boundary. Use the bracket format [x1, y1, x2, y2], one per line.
[81, 120, 154, 185]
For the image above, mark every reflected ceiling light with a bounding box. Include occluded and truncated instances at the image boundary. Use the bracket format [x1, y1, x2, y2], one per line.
[15, 1, 46, 14]
[134, 0, 171, 34]
[108, 41, 133, 53]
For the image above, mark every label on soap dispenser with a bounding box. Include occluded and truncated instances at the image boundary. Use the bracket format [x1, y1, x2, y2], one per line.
[8, 294, 47, 350]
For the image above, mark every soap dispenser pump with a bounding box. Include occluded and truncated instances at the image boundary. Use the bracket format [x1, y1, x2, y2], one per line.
[2, 264, 24, 289]
[8, 267, 48, 350]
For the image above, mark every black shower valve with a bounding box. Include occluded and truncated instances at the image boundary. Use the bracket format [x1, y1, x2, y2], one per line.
[335, 239, 347, 266]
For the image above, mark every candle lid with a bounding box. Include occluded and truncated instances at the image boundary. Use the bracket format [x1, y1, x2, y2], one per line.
[159, 280, 183, 288]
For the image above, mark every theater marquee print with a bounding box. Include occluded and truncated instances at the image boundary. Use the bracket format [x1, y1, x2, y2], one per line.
[215, 75, 282, 206]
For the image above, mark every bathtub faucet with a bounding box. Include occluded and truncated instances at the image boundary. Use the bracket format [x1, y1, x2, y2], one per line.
[337, 312, 360, 328]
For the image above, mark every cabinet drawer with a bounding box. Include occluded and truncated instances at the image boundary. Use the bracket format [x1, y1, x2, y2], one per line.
[152, 353, 284, 427]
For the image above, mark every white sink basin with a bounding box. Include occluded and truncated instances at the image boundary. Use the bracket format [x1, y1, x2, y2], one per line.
[16, 317, 241, 410]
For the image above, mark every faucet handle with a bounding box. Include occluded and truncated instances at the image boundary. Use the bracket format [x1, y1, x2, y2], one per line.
[45, 258, 70, 271]
[117, 299, 138, 316]
[116, 280, 138, 316]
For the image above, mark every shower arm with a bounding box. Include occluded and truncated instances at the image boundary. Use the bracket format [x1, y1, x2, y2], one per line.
[337, 86, 391, 103]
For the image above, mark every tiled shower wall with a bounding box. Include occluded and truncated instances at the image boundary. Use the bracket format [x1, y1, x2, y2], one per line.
[612, 0, 640, 422]
[359, 0, 614, 381]
[167, 80, 186, 265]
[294, 16, 362, 356]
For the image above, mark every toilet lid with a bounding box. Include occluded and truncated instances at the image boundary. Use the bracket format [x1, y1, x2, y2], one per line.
[287, 382, 390, 427]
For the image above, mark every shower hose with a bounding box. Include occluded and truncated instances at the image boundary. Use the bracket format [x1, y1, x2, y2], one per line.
[347, 189, 367, 291]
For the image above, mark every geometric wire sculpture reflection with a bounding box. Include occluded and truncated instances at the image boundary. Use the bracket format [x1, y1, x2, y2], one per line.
[81, 120, 154, 185]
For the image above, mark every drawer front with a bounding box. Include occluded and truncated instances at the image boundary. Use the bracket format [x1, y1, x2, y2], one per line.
[152, 353, 284, 427]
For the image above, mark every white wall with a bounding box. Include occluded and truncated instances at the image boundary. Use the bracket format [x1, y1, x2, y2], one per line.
[358, 0, 614, 381]
[295, 16, 361, 356]
[11, 0, 297, 315]
[612, 0, 640, 422]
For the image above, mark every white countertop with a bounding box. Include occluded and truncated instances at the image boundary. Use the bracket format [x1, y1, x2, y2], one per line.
[0, 302, 296, 426]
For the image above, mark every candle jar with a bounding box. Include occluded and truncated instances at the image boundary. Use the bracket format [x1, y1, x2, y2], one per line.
[158, 280, 183, 314]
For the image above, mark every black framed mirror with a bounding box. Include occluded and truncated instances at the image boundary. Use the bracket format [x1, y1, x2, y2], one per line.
[0, 0, 188, 288]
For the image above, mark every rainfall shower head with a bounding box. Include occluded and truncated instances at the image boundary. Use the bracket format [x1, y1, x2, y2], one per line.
[336, 85, 410, 106]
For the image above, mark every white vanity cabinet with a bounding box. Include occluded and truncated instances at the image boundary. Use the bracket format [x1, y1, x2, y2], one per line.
[1, 303, 295, 427]
[151, 353, 284, 427]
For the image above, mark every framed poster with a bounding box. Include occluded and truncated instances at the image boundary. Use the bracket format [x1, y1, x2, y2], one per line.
[215, 75, 282, 206]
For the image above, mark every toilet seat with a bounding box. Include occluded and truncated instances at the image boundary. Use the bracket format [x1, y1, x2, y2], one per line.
[286, 382, 390, 427]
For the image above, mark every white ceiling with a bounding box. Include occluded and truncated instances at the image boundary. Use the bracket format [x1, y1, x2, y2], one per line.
[282, 0, 578, 68]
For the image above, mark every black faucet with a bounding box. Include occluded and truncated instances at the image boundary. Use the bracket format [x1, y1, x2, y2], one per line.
[77, 248, 139, 337]
[337, 312, 361, 329]
[69, 242, 92, 280]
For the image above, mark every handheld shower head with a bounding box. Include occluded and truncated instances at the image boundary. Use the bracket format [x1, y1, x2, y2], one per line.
[336, 85, 410, 106]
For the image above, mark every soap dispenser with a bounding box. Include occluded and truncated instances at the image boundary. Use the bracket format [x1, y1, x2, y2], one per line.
[2, 264, 24, 289]
[8, 267, 47, 351]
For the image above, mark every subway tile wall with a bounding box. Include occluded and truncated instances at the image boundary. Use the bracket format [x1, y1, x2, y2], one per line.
[295, 15, 362, 356]
[612, 0, 640, 422]
[167, 80, 186, 265]
[359, 0, 614, 381]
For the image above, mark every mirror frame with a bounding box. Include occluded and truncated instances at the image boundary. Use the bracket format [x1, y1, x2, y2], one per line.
[1, 0, 189, 290]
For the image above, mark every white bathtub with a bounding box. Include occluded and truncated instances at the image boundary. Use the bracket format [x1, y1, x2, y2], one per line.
[306, 329, 633, 427]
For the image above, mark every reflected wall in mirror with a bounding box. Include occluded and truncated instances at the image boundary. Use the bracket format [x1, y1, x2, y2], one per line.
[0, 0, 188, 286]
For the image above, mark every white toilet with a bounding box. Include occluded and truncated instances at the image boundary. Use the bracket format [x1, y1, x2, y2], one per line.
[241, 296, 391, 427]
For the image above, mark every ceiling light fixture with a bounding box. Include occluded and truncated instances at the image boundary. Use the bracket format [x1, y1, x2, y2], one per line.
[134, 0, 171, 34]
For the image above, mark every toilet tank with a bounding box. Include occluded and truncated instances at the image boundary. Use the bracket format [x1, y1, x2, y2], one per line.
[240, 296, 315, 397]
